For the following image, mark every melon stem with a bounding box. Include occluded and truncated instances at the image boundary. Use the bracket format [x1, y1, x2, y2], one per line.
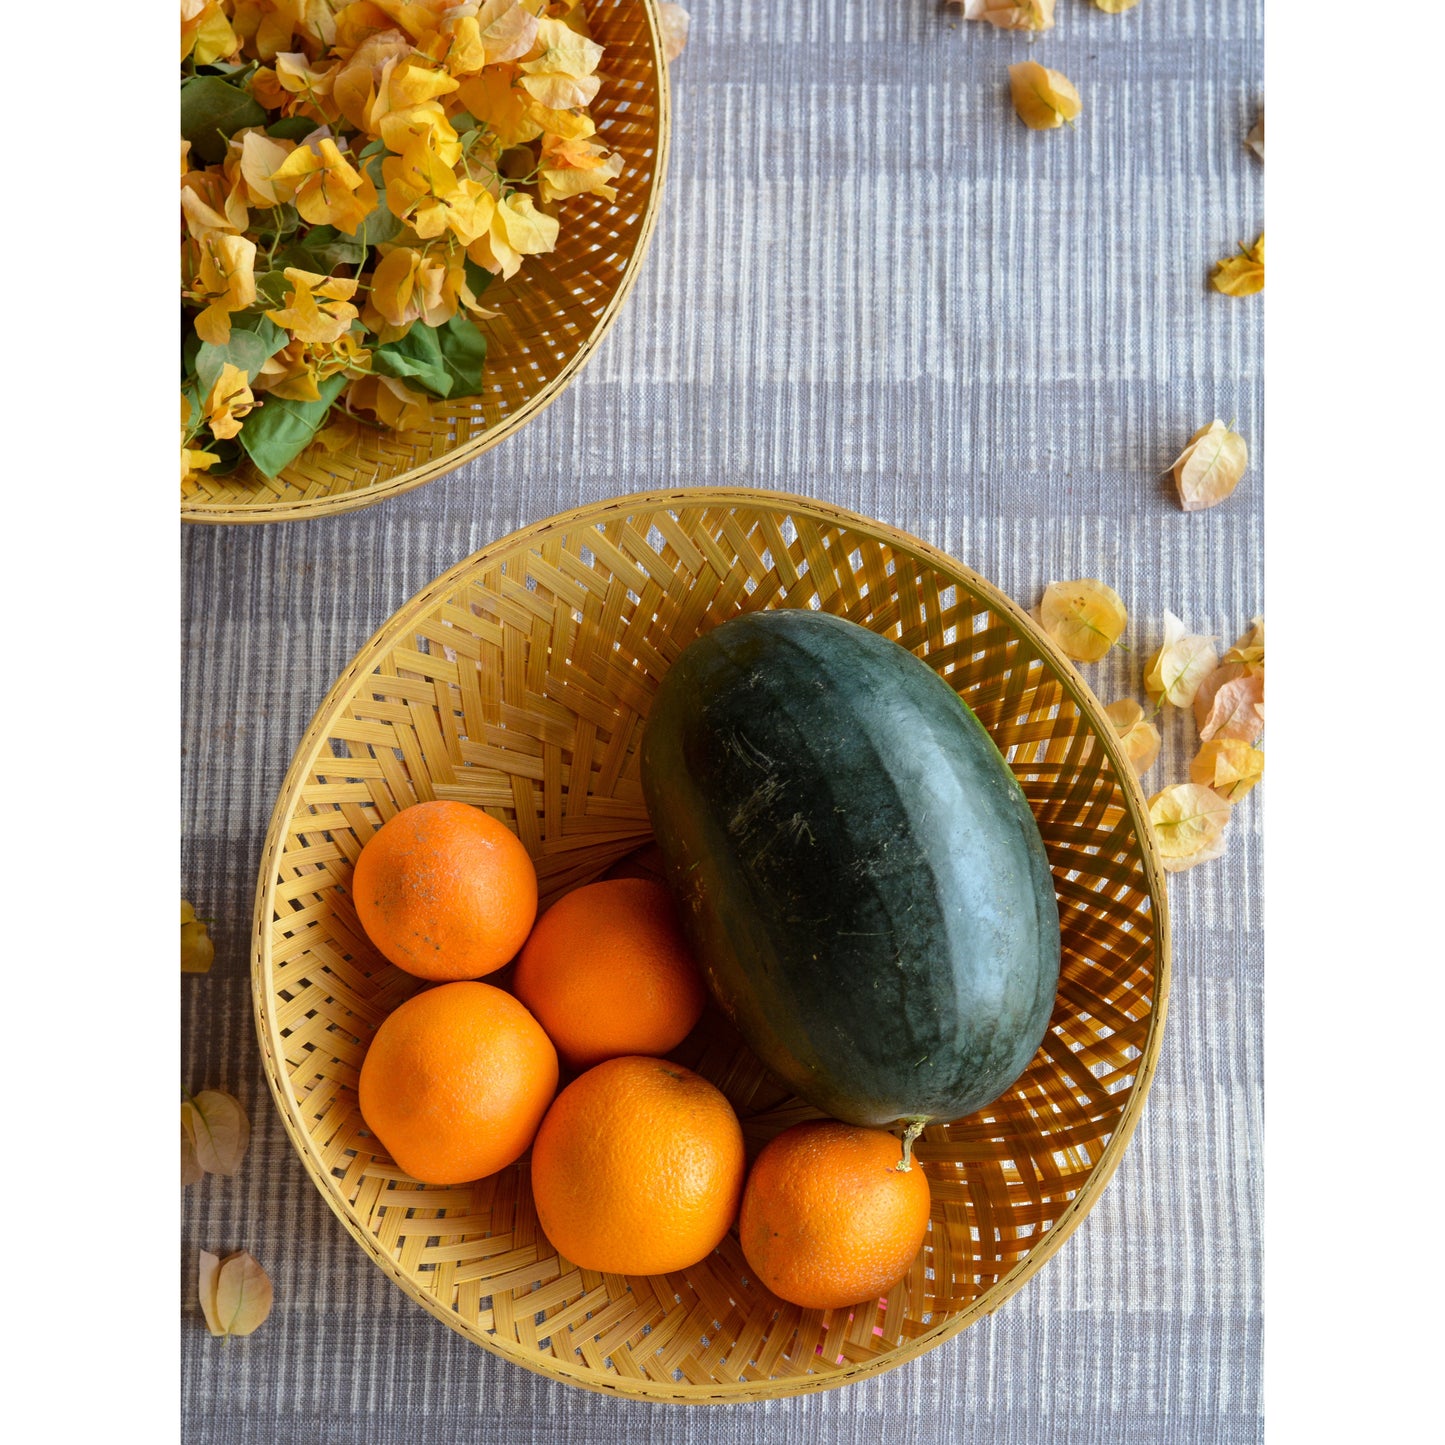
[896, 1118, 928, 1171]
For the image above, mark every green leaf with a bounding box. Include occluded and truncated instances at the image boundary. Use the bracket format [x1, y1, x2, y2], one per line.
[196, 316, 287, 393]
[267, 116, 318, 141]
[435, 316, 488, 400]
[253, 271, 293, 308]
[204, 436, 245, 476]
[251, 204, 299, 242]
[358, 138, 386, 160]
[358, 201, 402, 247]
[181, 75, 267, 165]
[182, 327, 203, 383]
[373, 326, 452, 399]
[238, 373, 347, 478]
[289, 225, 368, 271]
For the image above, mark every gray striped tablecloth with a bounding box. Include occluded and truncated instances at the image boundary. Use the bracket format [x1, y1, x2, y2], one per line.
[181, 3, 1263, 1439]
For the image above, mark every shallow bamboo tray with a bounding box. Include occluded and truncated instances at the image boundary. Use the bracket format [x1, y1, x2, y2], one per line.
[182, 0, 669, 526]
[253, 489, 1170, 1400]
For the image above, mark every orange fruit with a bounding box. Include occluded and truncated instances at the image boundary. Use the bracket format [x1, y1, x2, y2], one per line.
[358, 981, 558, 1185]
[510, 878, 706, 1072]
[529, 1055, 745, 1275]
[352, 799, 537, 981]
[738, 1121, 932, 1310]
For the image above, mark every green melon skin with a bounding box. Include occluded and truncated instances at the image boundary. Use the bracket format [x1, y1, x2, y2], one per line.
[639, 608, 1062, 1129]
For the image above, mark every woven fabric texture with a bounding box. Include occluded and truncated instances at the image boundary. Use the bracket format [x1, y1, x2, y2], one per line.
[180, 2, 1263, 1441]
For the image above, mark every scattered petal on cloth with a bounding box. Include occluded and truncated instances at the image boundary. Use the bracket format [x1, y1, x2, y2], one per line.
[1246, 111, 1264, 162]
[1212, 233, 1265, 296]
[1196, 671, 1265, 743]
[1148, 783, 1232, 873]
[1038, 579, 1127, 662]
[1171, 419, 1248, 512]
[184, 1090, 252, 1177]
[658, 3, 690, 62]
[199, 1250, 274, 1338]
[1144, 610, 1219, 710]
[1009, 61, 1081, 130]
[1105, 699, 1162, 777]
[958, 0, 1056, 31]
[1190, 737, 1264, 802]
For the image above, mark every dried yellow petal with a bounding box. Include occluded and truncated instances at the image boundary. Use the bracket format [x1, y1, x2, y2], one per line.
[1145, 610, 1219, 709]
[1246, 111, 1264, 163]
[184, 1089, 251, 1177]
[1038, 579, 1128, 662]
[1190, 738, 1264, 803]
[1148, 783, 1232, 873]
[1104, 699, 1161, 778]
[1009, 61, 1082, 131]
[1211, 233, 1264, 296]
[658, 3, 690, 62]
[960, 0, 1055, 31]
[199, 1250, 274, 1338]
[1196, 671, 1265, 744]
[182, 1108, 203, 1186]
[1095, 0, 1141, 10]
[181, 899, 215, 974]
[1221, 615, 1264, 673]
[1171, 419, 1248, 513]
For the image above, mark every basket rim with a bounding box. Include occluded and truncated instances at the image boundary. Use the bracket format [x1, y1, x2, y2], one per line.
[250, 486, 1173, 1401]
[182, 0, 673, 527]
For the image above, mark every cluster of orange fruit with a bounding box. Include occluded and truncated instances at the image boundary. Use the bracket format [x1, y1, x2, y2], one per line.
[351, 799, 931, 1310]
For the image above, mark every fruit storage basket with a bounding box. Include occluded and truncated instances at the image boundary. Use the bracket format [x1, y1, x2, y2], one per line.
[182, 0, 670, 526]
[253, 489, 1170, 1400]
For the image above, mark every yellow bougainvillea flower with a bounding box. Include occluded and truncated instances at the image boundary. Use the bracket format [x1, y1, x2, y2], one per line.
[432, 0, 540, 75]
[203, 363, 258, 440]
[1211, 234, 1265, 296]
[1190, 738, 1264, 804]
[1009, 62, 1082, 131]
[256, 330, 371, 401]
[265, 267, 361, 344]
[959, 0, 1055, 31]
[365, 54, 460, 139]
[332, 29, 418, 132]
[182, 0, 241, 65]
[181, 390, 222, 482]
[365, 0, 451, 45]
[272, 51, 339, 123]
[189, 233, 258, 345]
[378, 100, 462, 165]
[381, 136, 460, 236]
[269, 137, 379, 233]
[232, 0, 340, 61]
[228, 130, 297, 209]
[539, 132, 625, 203]
[364, 244, 458, 337]
[346, 373, 432, 431]
[182, 139, 193, 178]
[457, 66, 544, 149]
[518, 17, 605, 110]
[467, 191, 561, 280]
[181, 166, 251, 239]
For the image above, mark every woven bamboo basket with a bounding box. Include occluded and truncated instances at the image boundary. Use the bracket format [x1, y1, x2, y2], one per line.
[253, 489, 1170, 1400]
[182, 0, 669, 526]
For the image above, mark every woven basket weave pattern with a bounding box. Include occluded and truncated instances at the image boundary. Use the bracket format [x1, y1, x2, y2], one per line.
[254, 492, 1168, 1400]
[182, 0, 668, 525]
